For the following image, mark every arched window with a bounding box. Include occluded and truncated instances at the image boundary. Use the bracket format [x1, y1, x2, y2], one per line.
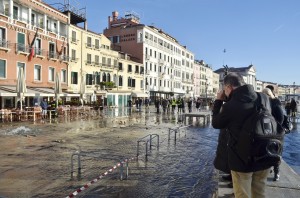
[102, 73, 107, 82]
[107, 73, 111, 82]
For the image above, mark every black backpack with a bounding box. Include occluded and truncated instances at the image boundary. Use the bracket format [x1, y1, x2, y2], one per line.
[236, 93, 285, 166]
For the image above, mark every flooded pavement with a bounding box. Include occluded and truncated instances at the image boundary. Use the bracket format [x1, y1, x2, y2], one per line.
[0, 107, 299, 198]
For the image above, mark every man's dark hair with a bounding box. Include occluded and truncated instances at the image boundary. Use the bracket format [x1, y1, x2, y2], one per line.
[224, 72, 245, 87]
[266, 85, 274, 93]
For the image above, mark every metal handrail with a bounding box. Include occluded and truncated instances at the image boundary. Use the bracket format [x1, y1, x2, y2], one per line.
[168, 125, 189, 143]
[137, 134, 160, 161]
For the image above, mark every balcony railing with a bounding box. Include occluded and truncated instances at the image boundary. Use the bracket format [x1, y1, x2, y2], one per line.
[16, 43, 29, 54]
[48, 51, 58, 59]
[34, 48, 45, 56]
[60, 54, 69, 62]
[70, 57, 79, 62]
[0, 39, 10, 49]
[71, 37, 79, 44]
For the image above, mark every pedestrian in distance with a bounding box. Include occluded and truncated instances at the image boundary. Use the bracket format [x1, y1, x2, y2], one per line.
[290, 98, 297, 117]
[171, 98, 177, 113]
[187, 97, 193, 113]
[40, 98, 48, 119]
[262, 87, 285, 181]
[212, 72, 272, 198]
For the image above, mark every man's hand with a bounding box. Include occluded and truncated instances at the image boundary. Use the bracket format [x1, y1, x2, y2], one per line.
[216, 90, 227, 101]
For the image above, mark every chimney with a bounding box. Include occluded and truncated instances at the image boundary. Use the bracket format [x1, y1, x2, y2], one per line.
[112, 11, 118, 21]
[84, 21, 88, 30]
[108, 16, 112, 28]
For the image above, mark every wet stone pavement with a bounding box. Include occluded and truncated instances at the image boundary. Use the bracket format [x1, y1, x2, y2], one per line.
[0, 108, 219, 198]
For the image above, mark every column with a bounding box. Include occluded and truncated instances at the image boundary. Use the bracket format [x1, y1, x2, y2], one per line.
[57, 20, 60, 35]
[9, 0, 13, 18]
[28, 8, 32, 26]
[44, 14, 47, 31]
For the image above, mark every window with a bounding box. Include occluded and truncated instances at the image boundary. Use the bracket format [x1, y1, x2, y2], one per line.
[34, 65, 41, 81]
[35, 38, 41, 55]
[140, 67, 144, 74]
[118, 62, 123, 70]
[128, 64, 132, 72]
[107, 58, 111, 66]
[102, 57, 106, 66]
[13, 6, 18, 20]
[141, 80, 144, 89]
[118, 76, 123, 86]
[61, 69, 67, 83]
[71, 31, 76, 42]
[71, 72, 78, 84]
[0, 27, 6, 48]
[49, 42, 55, 58]
[87, 37, 92, 47]
[48, 67, 55, 81]
[87, 53, 91, 64]
[95, 55, 99, 65]
[128, 77, 132, 87]
[95, 39, 100, 49]
[135, 65, 139, 73]
[112, 36, 119, 43]
[17, 32, 25, 52]
[86, 74, 93, 85]
[31, 13, 35, 26]
[95, 72, 101, 84]
[71, 49, 76, 60]
[0, 59, 6, 78]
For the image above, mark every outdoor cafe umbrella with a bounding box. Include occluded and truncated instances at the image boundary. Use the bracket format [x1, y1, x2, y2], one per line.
[16, 67, 27, 111]
[54, 72, 62, 109]
[80, 74, 86, 106]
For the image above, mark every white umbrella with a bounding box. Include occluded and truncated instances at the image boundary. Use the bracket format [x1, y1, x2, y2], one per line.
[80, 74, 86, 106]
[16, 67, 27, 111]
[54, 72, 62, 109]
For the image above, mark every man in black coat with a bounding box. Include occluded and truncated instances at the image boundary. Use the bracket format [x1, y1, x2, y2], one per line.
[212, 73, 271, 198]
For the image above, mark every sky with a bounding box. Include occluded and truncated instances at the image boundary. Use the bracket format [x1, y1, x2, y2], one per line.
[45, 0, 300, 85]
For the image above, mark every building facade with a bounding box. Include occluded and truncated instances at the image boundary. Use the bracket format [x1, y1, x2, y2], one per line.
[0, 0, 68, 108]
[103, 11, 194, 101]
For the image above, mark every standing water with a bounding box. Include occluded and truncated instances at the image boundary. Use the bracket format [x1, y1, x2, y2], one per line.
[0, 107, 299, 197]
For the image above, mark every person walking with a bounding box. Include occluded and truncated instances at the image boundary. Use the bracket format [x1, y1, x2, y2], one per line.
[263, 87, 285, 181]
[171, 98, 177, 113]
[40, 98, 48, 119]
[290, 98, 297, 117]
[212, 73, 272, 198]
[187, 97, 193, 113]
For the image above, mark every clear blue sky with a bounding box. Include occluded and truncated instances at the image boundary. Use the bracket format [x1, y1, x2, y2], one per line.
[45, 0, 300, 85]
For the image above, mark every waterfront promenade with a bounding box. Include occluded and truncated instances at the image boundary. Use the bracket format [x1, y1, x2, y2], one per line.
[0, 106, 299, 197]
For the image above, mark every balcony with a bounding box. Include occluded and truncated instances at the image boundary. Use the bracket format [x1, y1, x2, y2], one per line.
[35, 48, 45, 58]
[158, 59, 165, 65]
[94, 62, 100, 66]
[71, 38, 79, 44]
[16, 43, 30, 55]
[85, 60, 92, 65]
[93, 44, 100, 50]
[70, 57, 79, 63]
[48, 51, 58, 61]
[0, 39, 10, 52]
[60, 54, 69, 62]
[85, 43, 92, 49]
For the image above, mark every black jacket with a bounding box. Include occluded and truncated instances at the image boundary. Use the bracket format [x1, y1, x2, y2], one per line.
[212, 100, 230, 173]
[212, 85, 272, 172]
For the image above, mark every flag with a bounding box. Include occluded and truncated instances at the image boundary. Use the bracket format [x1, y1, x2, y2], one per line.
[28, 29, 38, 61]
[58, 38, 66, 55]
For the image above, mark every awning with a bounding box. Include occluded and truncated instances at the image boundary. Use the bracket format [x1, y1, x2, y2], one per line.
[131, 92, 149, 98]
[0, 86, 80, 97]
